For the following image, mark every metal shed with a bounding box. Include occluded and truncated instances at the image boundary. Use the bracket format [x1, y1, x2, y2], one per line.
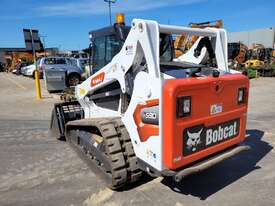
[228, 27, 275, 49]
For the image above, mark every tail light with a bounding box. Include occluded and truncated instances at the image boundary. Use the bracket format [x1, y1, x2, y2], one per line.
[176, 96, 191, 118]
[237, 87, 247, 104]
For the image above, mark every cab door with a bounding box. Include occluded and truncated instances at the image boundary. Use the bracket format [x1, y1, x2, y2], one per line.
[92, 35, 122, 74]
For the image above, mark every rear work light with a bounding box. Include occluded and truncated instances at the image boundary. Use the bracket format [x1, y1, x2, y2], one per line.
[176, 96, 191, 118]
[238, 87, 247, 104]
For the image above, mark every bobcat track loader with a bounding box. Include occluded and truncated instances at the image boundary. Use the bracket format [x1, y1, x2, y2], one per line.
[50, 16, 250, 189]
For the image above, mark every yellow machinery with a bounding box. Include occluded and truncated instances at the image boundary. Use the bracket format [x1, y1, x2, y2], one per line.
[9, 52, 33, 71]
[174, 20, 223, 57]
[236, 43, 248, 64]
[244, 59, 264, 68]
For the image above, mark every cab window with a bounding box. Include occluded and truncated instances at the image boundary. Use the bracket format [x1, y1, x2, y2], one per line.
[92, 35, 122, 73]
[67, 58, 77, 66]
[93, 36, 106, 72]
[106, 35, 121, 63]
[159, 33, 174, 62]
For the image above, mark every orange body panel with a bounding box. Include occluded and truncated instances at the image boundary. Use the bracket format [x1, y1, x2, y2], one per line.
[162, 74, 249, 170]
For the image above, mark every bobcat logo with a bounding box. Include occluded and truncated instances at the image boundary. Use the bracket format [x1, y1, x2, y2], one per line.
[186, 129, 203, 152]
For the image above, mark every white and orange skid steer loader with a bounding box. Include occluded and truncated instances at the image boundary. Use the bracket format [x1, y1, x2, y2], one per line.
[50, 16, 250, 189]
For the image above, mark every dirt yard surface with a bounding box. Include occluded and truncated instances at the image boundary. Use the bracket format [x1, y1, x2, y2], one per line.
[0, 73, 274, 206]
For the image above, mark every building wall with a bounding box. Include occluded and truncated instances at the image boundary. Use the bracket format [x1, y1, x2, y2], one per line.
[228, 27, 275, 49]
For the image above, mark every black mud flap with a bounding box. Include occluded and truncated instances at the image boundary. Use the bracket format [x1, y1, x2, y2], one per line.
[49, 101, 84, 140]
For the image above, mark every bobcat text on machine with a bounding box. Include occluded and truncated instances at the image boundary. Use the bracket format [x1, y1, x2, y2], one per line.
[50, 14, 250, 189]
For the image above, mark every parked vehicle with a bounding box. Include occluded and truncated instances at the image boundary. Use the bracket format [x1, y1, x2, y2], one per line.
[21, 64, 43, 78]
[69, 58, 89, 70]
[40, 57, 84, 86]
[13, 62, 30, 75]
[21, 58, 43, 78]
[68, 58, 89, 80]
[21, 64, 35, 77]
[77, 58, 89, 71]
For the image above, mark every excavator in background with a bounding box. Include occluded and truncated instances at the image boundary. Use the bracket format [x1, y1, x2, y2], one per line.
[176, 22, 274, 73]
[228, 43, 274, 70]
[174, 20, 223, 57]
[228, 42, 248, 68]
[50, 14, 250, 189]
[9, 52, 33, 72]
[7, 50, 49, 73]
[249, 44, 273, 63]
[243, 44, 275, 77]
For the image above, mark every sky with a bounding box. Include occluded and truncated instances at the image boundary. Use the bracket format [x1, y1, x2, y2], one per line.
[0, 0, 274, 50]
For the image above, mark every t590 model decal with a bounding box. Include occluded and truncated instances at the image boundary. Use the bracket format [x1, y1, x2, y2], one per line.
[133, 99, 159, 142]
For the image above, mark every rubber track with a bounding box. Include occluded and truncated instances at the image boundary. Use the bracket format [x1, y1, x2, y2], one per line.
[66, 117, 142, 189]
[115, 121, 143, 183]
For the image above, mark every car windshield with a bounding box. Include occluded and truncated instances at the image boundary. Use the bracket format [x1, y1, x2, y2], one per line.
[79, 59, 88, 67]
[45, 58, 66, 65]
[79, 59, 88, 64]
[68, 58, 77, 66]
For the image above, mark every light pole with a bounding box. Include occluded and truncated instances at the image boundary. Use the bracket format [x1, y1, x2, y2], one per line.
[30, 29, 42, 100]
[104, 0, 117, 25]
